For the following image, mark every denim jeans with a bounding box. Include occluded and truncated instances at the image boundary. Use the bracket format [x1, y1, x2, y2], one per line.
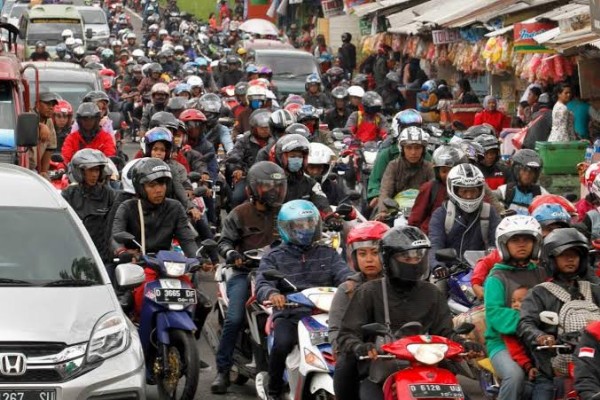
[491, 349, 525, 400]
[215, 273, 250, 372]
[532, 373, 555, 400]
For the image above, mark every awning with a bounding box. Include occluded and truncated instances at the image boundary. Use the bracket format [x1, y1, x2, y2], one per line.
[445, 0, 560, 28]
[485, 24, 514, 37]
[386, 0, 444, 33]
[351, 0, 413, 17]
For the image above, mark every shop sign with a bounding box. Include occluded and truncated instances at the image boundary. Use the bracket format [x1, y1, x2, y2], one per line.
[345, 0, 372, 9]
[513, 22, 557, 53]
[432, 29, 461, 45]
[359, 18, 372, 36]
[322, 0, 344, 18]
[591, 0, 600, 34]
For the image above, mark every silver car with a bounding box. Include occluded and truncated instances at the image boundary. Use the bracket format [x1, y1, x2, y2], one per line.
[0, 165, 146, 399]
[77, 6, 110, 50]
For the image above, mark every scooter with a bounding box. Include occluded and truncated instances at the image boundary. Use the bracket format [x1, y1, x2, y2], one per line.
[114, 232, 216, 400]
[256, 270, 336, 400]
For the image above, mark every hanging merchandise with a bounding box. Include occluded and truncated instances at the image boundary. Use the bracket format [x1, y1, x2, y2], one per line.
[519, 53, 576, 84]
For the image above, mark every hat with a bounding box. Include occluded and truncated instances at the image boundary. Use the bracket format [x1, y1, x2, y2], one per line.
[538, 93, 551, 105]
[39, 92, 61, 104]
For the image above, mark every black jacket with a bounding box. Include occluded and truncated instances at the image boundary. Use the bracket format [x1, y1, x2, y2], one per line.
[321, 176, 346, 206]
[285, 172, 332, 214]
[111, 198, 198, 257]
[226, 131, 271, 176]
[338, 42, 356, 73]
[303, 92, 332, 110]
[325, 107, 352, 131]
[218, 70, 244, 88]
[517, 278, 600, 378]
[522, 108, 552, 150]
[140, 103, 166, 133]
[574, 321, 600, 400]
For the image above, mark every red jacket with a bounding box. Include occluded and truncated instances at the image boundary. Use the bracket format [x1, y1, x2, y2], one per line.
[471, 249, 501, 286]
[408, 180, 446, 234]
[503, 335, 533, 372]
[576, 197, 596, 223]
[473, 110, 510, 136]
[61, 130, 116, 164]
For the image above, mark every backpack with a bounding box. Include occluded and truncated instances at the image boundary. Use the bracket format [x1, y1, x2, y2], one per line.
[444, 201, 491, 249]
[539, 280, 600, 376]
[503, 182, 542, 209]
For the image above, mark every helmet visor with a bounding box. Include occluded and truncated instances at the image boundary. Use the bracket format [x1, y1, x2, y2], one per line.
[255, 179, 287, 208]
[279, 215, 319, 247]
[388, 249, 429, 282]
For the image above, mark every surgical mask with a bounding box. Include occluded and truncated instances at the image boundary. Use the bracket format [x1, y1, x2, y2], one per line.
[294, 229, 315, 247]
[287, 157, 304, 172]
[250, 99, 264, 110]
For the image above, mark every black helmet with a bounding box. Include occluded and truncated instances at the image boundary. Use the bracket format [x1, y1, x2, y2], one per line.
[247, 161, 287, 208]
[473, 134, 500, 152]
[83, 90, 110, 104]
[68, 148, 109, 183]
[379, 226, 431, 283]
[331, 86, 348, 100]
[275, 133, 310, 167]
[148, 62, 163, 74]
[226, 55, 240, 65]
[463, 124, 496, 141]
[249, 109, 271, 129]
[361, 91, 383, 114]
[284, 123, 311, 139]
[542, 228, 589, 278]
[342, 32, 352, 42]
[132, 157, 172, 199]
[149, 111, 180, 131]
[198, 93, 222, 127]
[351, 73, 368, 88]
[512, 149, 542, 182]
[432, 145, 467, 168]
[234, 81, 249, 96]
[166, 96, 187, 113]
[326, 66, 344, 82]
[459, 141, 485, 163]
[269, 109, 295, 134]
[76, 102, 101, 136]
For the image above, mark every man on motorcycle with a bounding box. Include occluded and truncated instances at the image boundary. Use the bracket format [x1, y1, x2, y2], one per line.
[345, 91, 387, 144]
[337, 226, 483, 400]
[218, 56, 244, 88]
[473, 133, 513, 190]
[30, 41, 50, 61]
[233, 84, 268, 140]
[330, 221, 389, 400]
[347, 85, 365, 112]
[62, 103, 116, 164]
[302, 73, 332, 110]
[296, 104, 334, 148]
[137, 63, 165, 95]
[231, 81, 249, 118]
[376, 72, 404, 115]
[256, 200, 352, 400]
[52, 100, 73, 153]
[210, 161, 288, 394]
[198, 94, 234, 153]
[256, 123, 309, 163]
[306, 142, 345, 205]
[325, 86, 352, 131]
[71, 91, 114, 138]
[139, 82, 170, 135]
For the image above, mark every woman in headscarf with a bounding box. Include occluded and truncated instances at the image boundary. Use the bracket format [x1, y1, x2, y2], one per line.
[473, 95, 510, 136]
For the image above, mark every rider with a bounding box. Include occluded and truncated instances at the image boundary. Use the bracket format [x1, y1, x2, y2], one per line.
[347, 85, 364, 112]
[345, 91, 388, 143]
[302, 73, 332, 110]
[376, 72, 404, 115]
[198, 93, 234, 153]
[233, 83, 268, 140]
[296, 104, 334, 148]
[30, 41, 50, 61]
[330, 221, 389, 400]
[256, 199, 352, 400]
[61, 103, 116, 164]
[306, 142, 345, 205]
[53, 100, 74, 152]
[325, 86, 352, 131]
[473, 133, 513, 190]
[137, 63, 164, 95]
[72, 91, 114, 138]
[218, 56, 244, 88]
[210, 161, 288, 395]
[140, 82, 170, 135]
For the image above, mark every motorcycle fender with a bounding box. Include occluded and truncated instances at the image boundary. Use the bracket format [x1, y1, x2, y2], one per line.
[155, 311, 197, 345]
[309, 372, 334, 395]
[389, 365, 461, 399]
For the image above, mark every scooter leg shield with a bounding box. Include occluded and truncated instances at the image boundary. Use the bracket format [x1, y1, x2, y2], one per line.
[156, 312, 197, 345]
[308, 372, 334, 396]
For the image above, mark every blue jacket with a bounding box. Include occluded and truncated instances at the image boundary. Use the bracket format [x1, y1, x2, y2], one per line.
[256, 243, 352, 319]
[428, 201, 500, 268]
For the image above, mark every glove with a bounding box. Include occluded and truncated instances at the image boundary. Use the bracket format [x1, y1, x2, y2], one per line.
[463, 341, 484, 353]
[432, 265, 450, 279]
[354, 342, 377, 358]
[226, 250, 243, 265]
[324, 213, 344, 231]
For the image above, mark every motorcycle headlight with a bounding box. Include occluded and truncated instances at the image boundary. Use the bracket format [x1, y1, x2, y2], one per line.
[164, 261, 186, 277]
[304, 348, 328, 371]
[364, 151, 377, 165]
[406, 343, 448, 365]
[87, 313, 130, 362]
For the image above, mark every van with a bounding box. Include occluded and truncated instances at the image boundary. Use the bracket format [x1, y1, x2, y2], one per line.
[0, 164, 146, 399]
[77, 5, 110, 50]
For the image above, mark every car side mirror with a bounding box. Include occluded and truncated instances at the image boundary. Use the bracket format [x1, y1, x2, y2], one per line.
[86, 28, 93, 39]
[16, 112, 39, 147]
[115, 263, 145, 289]
[435, 248, 458, 263]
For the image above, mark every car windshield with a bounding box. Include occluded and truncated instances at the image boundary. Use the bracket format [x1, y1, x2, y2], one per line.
[0, 81, 16, 149]
[79, 9, 106, 24]
[0, 208, 102, 285]
[27, 21, 83, 46]
[257, 55, 318, 78]
[31, 81, 94, 110]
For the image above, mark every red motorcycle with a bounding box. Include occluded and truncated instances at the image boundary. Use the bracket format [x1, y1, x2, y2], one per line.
[48, 154, 69, 191]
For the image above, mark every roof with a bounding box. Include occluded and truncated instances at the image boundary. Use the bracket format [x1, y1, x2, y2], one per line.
[22, 61, 82, 70]
[444, 0, 560, 28]
[0, 164, 66, 209]
[28, 4, 81, 18]
[351, 0, 412, 17]
[387, 0, 447, 34]
[253, 48, 314, 57]
[242, 38, 294, 50]
[22, 64, 98, 83]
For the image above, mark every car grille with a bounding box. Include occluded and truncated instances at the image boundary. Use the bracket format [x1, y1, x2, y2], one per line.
[0, 342, 66, 358]
[0, 369, 63, 383]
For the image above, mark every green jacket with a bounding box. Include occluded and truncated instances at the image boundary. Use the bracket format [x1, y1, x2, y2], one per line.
[484, 262, 545, 359]
[367, 145, 399, 200]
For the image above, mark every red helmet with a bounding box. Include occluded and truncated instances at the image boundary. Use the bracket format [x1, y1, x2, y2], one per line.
[179, 109, 207, 122]
[99, 68, 116, 77]
[284, 103, 302, 118]
[529, 194, 577, 216]
[347, 221, 390, 253]
[53, 100, 73, 115]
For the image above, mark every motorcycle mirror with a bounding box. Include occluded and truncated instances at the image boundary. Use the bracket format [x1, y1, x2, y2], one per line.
[435, 248, 458, 263]
[336, 203, 353, 217]
[500, 209, 517, 218]
[263, 269, 285, 281]
[399, 321, 423, 337]
[115, 263, 145, 289]
[361, 323, 389, 337]
[454, 322, 475, 335]
[194, 186, 208, 197]
[540, 311, 559, 326]
[200, 239, 218, 253]
[463, 251, 485, 268]
[188, 171, 202, 182]
[383, 198, 399, 211]
[113, 231, 136, 244]
[346, 190, 361, 201]
[51, 153, 64, 163]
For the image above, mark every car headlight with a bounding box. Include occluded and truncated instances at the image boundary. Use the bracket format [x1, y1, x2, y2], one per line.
[164, 261, 186, 277]
[87, 313, 130, 362]
[406, 343, 448, 365]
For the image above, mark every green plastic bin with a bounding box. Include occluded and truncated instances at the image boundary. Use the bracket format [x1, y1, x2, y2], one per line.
[535, 141, 587, 175]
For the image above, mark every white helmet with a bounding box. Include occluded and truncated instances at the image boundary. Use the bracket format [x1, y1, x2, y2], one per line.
[247, 85, 267, 99]
[74, 38, 83, 46]
[132, 49, 144, 58]
[347, 85, 365, 98]
[187, 75, 204, 88]
[446, 163, 485, 213]
[61, 29, 73, 39]
[398, 126, 429, 147]
[159, 29, 168, 36]
[308, 142, 335, 181]
[65, 37, 75, 47]
[495, 215, 543, 262]
[126, 32, 137, 40]
[121, 159, 142, 194]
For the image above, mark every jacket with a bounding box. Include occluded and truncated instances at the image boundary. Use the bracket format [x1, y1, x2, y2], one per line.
[378, 157, 434, 212]
[302, 92, 332, 110]
[407, 179, 446, 234]
[325, 107, 352, 131]
[518, 277, 600, 378]
[345, 110, 388, 143]
[255, 243, 352, 319]
[484, 262, 546, 359]
[502, 335, 533, 373]
[285, 172, 332, 214]
[320, 177, 346, 206]
[473, 110, 510, 135]
[471, 249, 502, 287]
[140, 103, 167, 133]
[232, 107, 252, 140]
[477, 161, 513, 191]
[337, 278, 457, 355]
[104, 190, 135, 261]
[218, 70, 244, 88]
[329, 272, 368, 353]
[205, 123, 233, 153]
[428, 201, 500, 269]
[180, 147, 209, 175]
[522, 108, 552, 150]
[61, 130, 116, 164]
[574, 321, 600, 400]
[226, 131, 271, 175]
[137, 76, 163, 95]
[367, 144, 400, 200]
[338, 42, 356, 73]
[189, 138, 218, 179]
[111, 197, 198, 257]
[494, 183, 548, 215]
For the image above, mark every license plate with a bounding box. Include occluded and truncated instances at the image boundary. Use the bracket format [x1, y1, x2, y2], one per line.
[0, 389, 57, 400]
[309, 330, 329, 345]
[154, 288, 197, 305]
[408, 384, 464, 398]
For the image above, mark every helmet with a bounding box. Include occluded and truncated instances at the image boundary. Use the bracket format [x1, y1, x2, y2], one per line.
[342, 32, 352, 42]
[143, 127, 173, 156]
[459, 141, 485, 163]
[226, 55, 240, 65]
[463, 124, 497, 141]
[100, 48, 114, 59]
[283, 94, 305, 107]
[307, 142, 334, 181]
[187, 75, 204, 89]
[65, 37, 76, 47]
[275, 133, 310, 167]
[473, 133, 500, 152]
[148, 62, 163, 74]
[326, 66, 344, 81]
[385, 72, 400, 85]
[83, 90, 110, 104]
[258, 66, 272, 76]
[36, 41, 46, 49]
[379, 226, 431, 282]
[246, 64, 258, 74]
[247, 161, 287, 208]
[331, 86, 348, 100]
[284, 123, 311, 139]
[542, 228, 589, 278]
[351, 74, 368, 87]
[126, 32, 137, 40]
[529, 194, 577, 216]
[61, 29, 73, 39]
[247, 85, 267, 110]
[361, 91, 383, 114]
[132, 49, 144, 58]
[305, 73, 321, 85]
[421, 79, 437, 94]
[398, 126, 429, 147]
[121, 158, 143, 194]
[531, 204, 571, 229]
[175, 83, 192, 96]
[296, 104, 319, 123]
[495, 215, 543, 262]
[584, 162, 600, 191]
[166, 97, 187, 113]
[512, 149, 542, 182]
[53, 100, 73, 115]
[234, 81, 249, 96]
[347, 85, 365, 99]
[446, 163, 485, 213]
[198, 93, 222, 113]
[269, 109, 295, 133]
[75, 102, 101, 135]
[149, 111, 180, 132]
[249, 109, 271, 129]
[151, 83, 170, 96]
[159, 29, 168, 36]
[391, 109, 422, 137]
[68, 148, 109, 183]
[432, 145, 466, 168]
[131, 157, 172, 199]
[277, 200, 321, 247]
[347, 221, 389, 253]
[180, 108, 207, 122]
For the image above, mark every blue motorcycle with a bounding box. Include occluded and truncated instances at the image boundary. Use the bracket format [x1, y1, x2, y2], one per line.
[435, 249, 484, 315]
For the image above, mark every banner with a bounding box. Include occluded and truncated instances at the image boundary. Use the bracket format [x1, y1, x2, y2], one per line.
[513, 22, 557, 53]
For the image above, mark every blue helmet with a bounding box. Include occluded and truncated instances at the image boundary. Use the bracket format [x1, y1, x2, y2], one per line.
[174, 83, 192, 96]
[246, 64, 258, 74]
[421, 79, 437, 94]
[277, 200, 321, 247]
[194, 57, 208, 67]
[143, 127, 173, 156]
[531, 204, 571, 228]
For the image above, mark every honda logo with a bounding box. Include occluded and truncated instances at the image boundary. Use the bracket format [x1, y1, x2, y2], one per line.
[0, 353, 27, 376]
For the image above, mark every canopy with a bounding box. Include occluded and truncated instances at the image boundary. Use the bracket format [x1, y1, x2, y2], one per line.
[239, 19, 279, 37]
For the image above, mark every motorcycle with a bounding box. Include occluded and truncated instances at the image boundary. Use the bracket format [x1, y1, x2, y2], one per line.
[379, 189, 418, 228]
[256, 270, 336, 400]
[49, 153, 69, 191]
[113, 232, 217, 400]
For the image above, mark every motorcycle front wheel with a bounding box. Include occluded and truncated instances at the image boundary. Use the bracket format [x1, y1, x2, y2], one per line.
[156, 329, 200, 400]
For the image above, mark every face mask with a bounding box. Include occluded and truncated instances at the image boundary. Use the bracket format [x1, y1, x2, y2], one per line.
[287, 157, 304, 172]
[294, 229, 315, 247]
[250, 99, 264, 110]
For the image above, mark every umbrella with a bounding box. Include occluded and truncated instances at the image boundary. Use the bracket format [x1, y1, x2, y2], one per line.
[239, 19, 279, 36]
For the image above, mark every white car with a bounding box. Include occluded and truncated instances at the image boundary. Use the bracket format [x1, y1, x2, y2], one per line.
[77, 5, 110, 49]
